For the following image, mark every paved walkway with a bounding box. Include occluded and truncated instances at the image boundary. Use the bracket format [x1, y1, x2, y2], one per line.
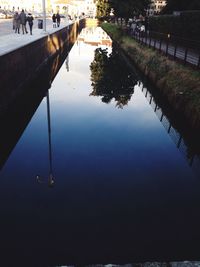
[0, 21, 72, 56]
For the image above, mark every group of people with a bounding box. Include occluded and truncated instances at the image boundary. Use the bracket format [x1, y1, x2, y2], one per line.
[52, 13, 61, 28]
[13, 10, 34, 35]
[12, 10, 69, 35]
[127, 18, 147, 37]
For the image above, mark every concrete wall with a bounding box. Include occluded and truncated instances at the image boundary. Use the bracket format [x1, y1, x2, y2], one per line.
[0, 19, 85, 113]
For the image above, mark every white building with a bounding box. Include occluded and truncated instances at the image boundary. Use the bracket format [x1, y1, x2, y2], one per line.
[0, 0, 97, 16]
[0, 0, 52, 12]
[51, 0, 96, 17]
[147, 0, 166, 16]
[84, 0, 96, 17]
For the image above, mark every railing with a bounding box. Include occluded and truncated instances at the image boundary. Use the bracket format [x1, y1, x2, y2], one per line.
[132, 30, 200, 68]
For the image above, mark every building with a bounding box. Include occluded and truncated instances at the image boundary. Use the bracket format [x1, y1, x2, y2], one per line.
[0, 0, 97, 16]
[51, 0, 96, 17]
[84, 0, 96, 17]
[0, 0, 52, 12]
[147, 0, 166, 16]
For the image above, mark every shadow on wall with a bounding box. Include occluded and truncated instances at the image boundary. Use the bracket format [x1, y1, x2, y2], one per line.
[0, 19, 85, 114]
[0, 40, 73, 170]
[0, 19, 86, 170]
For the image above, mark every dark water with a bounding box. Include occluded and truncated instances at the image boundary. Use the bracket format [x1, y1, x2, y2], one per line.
[0, 27, 200, 266]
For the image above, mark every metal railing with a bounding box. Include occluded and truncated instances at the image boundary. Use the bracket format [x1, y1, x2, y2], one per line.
[132, 30, 200, 68]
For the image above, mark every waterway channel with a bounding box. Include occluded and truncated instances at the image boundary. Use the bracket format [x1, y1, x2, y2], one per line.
[0, 27, 200, 266]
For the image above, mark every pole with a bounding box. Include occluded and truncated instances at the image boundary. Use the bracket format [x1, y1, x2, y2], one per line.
[42, 0, 46, 32]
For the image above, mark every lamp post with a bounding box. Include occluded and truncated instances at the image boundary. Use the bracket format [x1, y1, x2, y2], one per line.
[42, 0, 46, 32]
[65, 6, 69, 26]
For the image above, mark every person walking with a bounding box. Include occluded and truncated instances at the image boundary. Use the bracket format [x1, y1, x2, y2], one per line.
[12, 12, 16, 30]
[19, 9, 28, 34]
[56, 12, 61, 27]
[52, 14, 57, 28]
[13, 11, 20, 34]
[26, 13, 34, 35]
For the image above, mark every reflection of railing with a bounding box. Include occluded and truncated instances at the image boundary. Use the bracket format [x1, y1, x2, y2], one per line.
[117, 44, 200, 175]
[141, 85, 200, 174]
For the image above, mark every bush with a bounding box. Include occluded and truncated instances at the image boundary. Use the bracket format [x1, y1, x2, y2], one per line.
[149, 11, 200, 42]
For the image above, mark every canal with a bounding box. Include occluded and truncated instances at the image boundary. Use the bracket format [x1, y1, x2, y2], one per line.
[0, 27, 200, 266]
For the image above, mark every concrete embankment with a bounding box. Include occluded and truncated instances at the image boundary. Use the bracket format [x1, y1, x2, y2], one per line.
[102, 23, 200, 130]
[0, 19, 85, 112]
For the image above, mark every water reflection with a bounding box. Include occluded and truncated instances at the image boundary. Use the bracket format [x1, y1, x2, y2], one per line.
[89, 41, 200, 176]
[141, 83, 200, 176]
[36, 90, 55, 187]
[90, 47, 136, 108]
[78, 27, 112, 47]
[1, 26, 200, 266]
[0, 77, 47, 170]
[0, 47, 70, 171]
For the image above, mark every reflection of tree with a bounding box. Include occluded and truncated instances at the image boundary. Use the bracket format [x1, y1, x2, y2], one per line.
[90, 48, 137, 108]
[90, 47, 137, 108]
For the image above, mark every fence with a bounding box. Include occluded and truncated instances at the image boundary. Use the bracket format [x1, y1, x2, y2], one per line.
[132, 30, 200, 68]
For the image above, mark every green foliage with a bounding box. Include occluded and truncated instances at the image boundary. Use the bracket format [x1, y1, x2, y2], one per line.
[149, 15, 181, 34]
[96, 0, 110, 18]
[101, 22, 124, 41]
[163, 0, 200, 14]
[180, 11, 200, 41]
[101, 22, 200, 109]
[109, 0, 150, 19]
[149, 11, 200, 41]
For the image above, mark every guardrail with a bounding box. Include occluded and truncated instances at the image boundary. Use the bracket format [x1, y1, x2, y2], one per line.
[132, 30, 200, 68]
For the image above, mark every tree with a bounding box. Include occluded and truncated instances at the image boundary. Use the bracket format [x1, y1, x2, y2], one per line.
[162, 0, 200, 13]
[96, 0, 111, 18]
[109, 0, 151, 19]
[90, 47, 137, 108]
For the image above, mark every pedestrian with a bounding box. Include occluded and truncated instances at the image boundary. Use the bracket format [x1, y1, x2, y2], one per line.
[130, 22, 136, 36]
[52, 13, 56, 28]
[56, 12, 61, 27]
[13, 11, 20, 34]
[140, 25, 145, 37]
[26, 13, 34, 35]
[12, 12, 16, 30]
[19, 9, 28, 34]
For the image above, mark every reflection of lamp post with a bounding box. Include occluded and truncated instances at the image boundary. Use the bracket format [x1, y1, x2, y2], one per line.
[36, 89, 54, 187]
[46, 90, 54, 187]
[42, 0, 46, 32]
